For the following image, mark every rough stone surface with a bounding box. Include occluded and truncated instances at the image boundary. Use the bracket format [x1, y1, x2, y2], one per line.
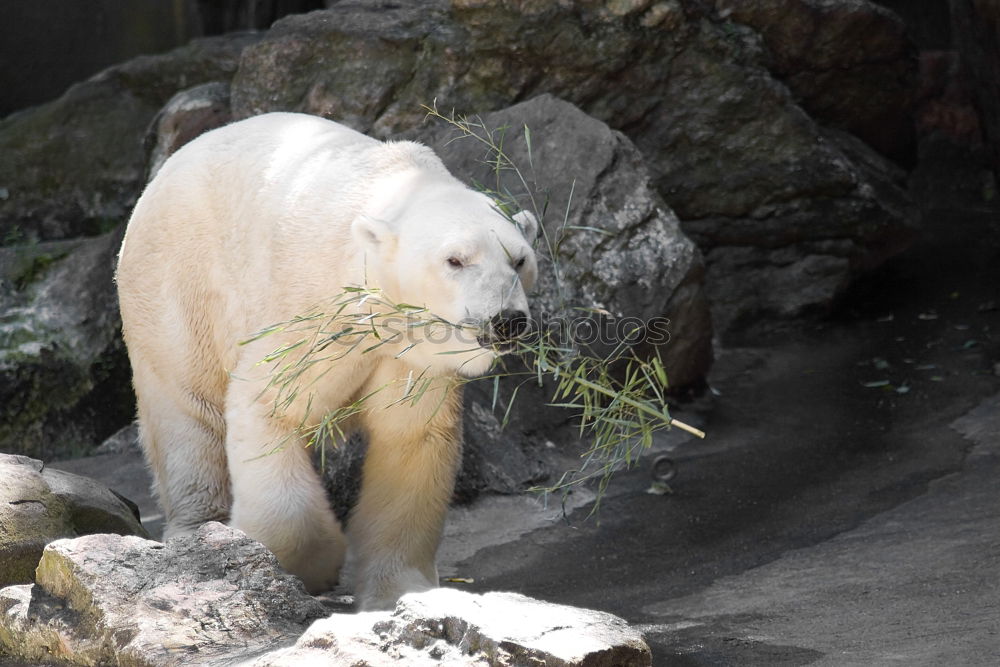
[415, 95, 710, 382]
[0, 583, 107, 666]
[93, 422, 141, 456]
[0, 523, 327, 666]
[146, 81, 233, 179]
[229, 0, 918, 331]
[0, 454, 147, 588]
[914, 50, 982, 145]
[951, 0, 1000, 171]
[685, 127, 917, 330]
[247, 588, 652, 666]
[0, 525, 649, 666]
[0, 32, 257, 246]
[717, 0, 917, 161]
[0, 228, 133, 459]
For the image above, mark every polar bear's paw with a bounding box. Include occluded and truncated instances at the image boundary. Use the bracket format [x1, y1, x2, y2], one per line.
[357, 565, 436, 611]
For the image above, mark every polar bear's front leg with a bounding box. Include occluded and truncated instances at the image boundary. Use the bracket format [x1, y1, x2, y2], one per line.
[224, 387, 346, 594]
[349, 377, 463, 611]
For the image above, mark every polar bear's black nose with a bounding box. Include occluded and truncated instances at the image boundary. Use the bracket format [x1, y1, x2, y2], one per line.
[490, 309, 530, 343]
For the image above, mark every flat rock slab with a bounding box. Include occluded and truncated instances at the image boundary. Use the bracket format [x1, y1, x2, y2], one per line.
[248, 588, 651, 666]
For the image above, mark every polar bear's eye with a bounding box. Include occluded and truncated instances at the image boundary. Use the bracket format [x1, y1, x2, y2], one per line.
[447, 257, 464, 268]
[514, 257, 526, 270]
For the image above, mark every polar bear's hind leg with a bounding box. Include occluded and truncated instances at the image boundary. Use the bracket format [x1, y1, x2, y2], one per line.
[133, 370, 231, 540]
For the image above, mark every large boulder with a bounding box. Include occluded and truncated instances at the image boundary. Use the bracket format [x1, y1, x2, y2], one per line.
[951, 0, 1000, 172]
[0, 32, 257, 246]
[146, 81, 234, 179]
[0, 454, 147, 588]
[717, 0, 918, 162]
[229, 0, 918, 332]
[0, 523, 327, 666]
[411, 94, 711, 497]
[0, 229, 133, 459]
[412, 96, 711, 381]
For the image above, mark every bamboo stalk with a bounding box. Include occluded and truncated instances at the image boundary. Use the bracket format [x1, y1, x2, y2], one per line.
[669, 418, 706, 439]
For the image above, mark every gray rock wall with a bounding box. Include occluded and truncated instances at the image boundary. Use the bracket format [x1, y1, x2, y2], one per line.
[229, 0, 918, 331]
[0, 230, 133, 459]
[718, 0, 917, 162]
[951, 0, 1000, 173]
[0, 33, 258, 246]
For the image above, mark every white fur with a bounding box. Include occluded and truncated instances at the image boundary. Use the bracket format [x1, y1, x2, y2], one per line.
[116, 112, 536, 610]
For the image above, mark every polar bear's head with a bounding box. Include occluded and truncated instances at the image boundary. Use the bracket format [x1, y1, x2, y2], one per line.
[353, 172, 538, 377]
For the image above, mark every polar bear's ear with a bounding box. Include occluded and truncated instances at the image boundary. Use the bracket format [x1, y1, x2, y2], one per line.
[512, 210, 538, 242]
[352, 216, 394, 252]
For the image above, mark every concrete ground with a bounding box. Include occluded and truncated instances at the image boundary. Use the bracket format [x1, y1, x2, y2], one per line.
[51, 157, 1000, 665]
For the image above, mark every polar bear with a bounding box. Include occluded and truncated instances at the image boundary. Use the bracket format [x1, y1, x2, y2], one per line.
[115, 112, 537, 610]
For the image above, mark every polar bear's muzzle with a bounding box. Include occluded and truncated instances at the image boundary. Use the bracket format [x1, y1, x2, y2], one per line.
[476, 308, 531, 352]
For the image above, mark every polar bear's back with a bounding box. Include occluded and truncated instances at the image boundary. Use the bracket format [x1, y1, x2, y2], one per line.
[150, 112, 378, 233]
[116, 113, 386, 407]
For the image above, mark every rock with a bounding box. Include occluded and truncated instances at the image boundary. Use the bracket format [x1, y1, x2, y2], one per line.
[951, 0, 1000, 172]
[688, 126, 918, 330]
[0, 454, 147, 588]
[454, 401, 552, 502]
[643, 34, 918, 331]
[0, 32, 257, 246]
[875, 0, 952, 49]
[717, 0, 918, 162]
[0, 583, 109, 665]
[0, 523, 327, 666]
[914, 50, 982, 145]
[0, 526, 649, 666]
[94, 422, 141, 456]
[0, 228, 134, 459]
[229, 0, 917, 332]
[247, 588, 652, 666]
[413, 95, 710, 373]
[146, 81, 233, 179]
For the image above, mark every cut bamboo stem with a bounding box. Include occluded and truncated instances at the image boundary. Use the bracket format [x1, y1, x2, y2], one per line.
[669, 418, 706, 439]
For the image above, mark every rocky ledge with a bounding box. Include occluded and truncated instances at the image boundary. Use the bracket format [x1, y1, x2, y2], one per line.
[0, 522, 651, 666]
